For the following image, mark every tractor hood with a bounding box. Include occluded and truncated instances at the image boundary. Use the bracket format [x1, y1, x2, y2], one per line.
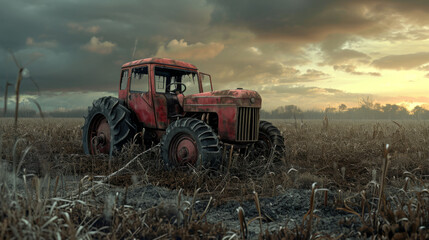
[183, 89, 262, 110]
[182, 89, 261, 143]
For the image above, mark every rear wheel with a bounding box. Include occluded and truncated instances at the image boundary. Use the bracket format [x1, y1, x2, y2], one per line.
[82, 96, 138, 156]
[253, 120, 285, 161]
[160, 118, 221, 169]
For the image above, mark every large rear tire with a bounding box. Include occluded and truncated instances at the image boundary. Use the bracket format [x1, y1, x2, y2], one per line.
[253, 120, 285, 161]
[160, 118, 222, 169]
[82, 96, 138, 156]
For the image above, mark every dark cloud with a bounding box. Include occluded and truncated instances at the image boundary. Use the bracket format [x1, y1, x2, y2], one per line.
[317, 35, 371, 67]
[325, 49, 371, 65]
[209, 0, 429, 42]
[209, 0, 378, 42]
[372, 52, 429, 70]
[299, 69, 330, 80]
[279, 69, 330, 83]
[197, 50, 327, 88]
[379, 1, 429, 24]
[260, 85, 341, 95]
[333, 65, 381, 77]
[192, 45, 295, 87]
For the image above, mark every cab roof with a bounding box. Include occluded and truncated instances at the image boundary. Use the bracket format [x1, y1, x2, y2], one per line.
[121, 58, 198, 70]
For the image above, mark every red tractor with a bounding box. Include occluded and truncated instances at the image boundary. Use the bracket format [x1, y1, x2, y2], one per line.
[82, 58, 285, 168]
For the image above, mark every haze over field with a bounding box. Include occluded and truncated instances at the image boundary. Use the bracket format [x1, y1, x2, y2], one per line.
[1, 0, 429, 112]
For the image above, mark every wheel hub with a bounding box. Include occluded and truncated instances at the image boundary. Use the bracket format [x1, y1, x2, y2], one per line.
[170, 133, 198, 165]
[178, 147, 189, 159]
[97, 133, 106, 145]
[89, 115, 111, 154]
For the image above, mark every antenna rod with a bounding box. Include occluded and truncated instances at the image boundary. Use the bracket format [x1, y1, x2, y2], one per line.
[131, 38, 138, 60]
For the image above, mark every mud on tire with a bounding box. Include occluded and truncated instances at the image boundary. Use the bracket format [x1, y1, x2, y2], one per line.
[82, 96, 138, 156]
[160, 118, 222, 169]
[254, 120, 285, 161]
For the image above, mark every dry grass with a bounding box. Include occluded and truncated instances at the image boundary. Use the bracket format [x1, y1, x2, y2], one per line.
[1, 117, 429, 238]
[279, 119, 429, 190]
[0, 158, 227, 239]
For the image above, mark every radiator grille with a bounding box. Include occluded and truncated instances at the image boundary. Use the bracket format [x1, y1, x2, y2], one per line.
[236, 107, 260, 141]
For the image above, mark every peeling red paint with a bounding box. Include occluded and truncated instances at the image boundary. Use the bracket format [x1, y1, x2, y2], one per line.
[128, 92, 156, 128]
[184, 89, 262, 107]
[122, 58, 197, 70]
[154, 94, 168, 129]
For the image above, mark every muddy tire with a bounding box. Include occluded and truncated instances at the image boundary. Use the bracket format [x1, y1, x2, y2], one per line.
[253, 120, 285, 161]
[82, 96, 138, 156]
[160, 118, 222, 169]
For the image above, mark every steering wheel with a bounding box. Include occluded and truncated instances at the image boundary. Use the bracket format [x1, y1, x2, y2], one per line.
[166, 82, 187, 94]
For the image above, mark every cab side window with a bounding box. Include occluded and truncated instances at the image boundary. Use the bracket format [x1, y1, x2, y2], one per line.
[120, 70, 128, 90]
[201, 74, 213, 92]
[155, 75, 167, 93]
[130, 66, 149, 92]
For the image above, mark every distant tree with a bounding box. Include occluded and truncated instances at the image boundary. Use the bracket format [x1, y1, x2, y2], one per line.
[271, 105, 302, 119]
[374, 103, 382, 111]
[382, 104, 409, 119]
[412, 105, 429, 119]
[285, 105, 302, 114]
[359, 96, 374, 109]
[338, 104, 347, 112]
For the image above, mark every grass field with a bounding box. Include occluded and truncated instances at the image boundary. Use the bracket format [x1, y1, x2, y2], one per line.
[0, 117, 428, 238]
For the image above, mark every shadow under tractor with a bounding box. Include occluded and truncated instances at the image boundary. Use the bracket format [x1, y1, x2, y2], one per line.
[82, 58, 285, 169]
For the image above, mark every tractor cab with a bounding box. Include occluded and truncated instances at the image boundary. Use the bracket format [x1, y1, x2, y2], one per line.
[118, 58, 212, 130]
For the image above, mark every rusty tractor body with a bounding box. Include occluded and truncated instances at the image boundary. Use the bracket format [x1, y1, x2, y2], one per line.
[83, 58, 285, 169]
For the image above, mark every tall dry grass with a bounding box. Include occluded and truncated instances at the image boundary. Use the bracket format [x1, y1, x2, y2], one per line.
[0, 137, 227, 238]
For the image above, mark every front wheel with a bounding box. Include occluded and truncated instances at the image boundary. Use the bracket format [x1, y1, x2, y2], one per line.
[160, 118, 222, 169]
[253, 120, 285, 161]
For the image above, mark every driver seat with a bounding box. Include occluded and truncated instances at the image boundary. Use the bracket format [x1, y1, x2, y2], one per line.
[164, 93, 183, 119]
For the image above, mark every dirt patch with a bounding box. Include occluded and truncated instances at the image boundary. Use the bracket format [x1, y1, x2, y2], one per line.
[95, 184, 360, 238]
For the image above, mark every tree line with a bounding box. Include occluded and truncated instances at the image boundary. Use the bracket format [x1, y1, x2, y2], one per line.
[2, 99, 429, 120]
[261, 101, 429, 120]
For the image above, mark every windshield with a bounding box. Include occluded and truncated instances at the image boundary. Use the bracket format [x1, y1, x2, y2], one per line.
[154, 67, 200, 95]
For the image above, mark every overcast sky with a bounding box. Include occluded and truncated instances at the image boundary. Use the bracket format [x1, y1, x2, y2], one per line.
[2, 0, 429, 111]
